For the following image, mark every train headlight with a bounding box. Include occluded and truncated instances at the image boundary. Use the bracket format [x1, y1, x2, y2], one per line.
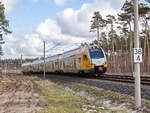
[103, 63, 108, 68]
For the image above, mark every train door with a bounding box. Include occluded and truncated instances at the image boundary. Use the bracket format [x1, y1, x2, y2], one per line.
[74, 59, 77, 69]
[54, 61, 58, 71]
[59, 61, 64, 72]
[73, 59, 76, 72]
[81, 54, 91, 70]
[63, 61, 66, 72]
[52, 63, 54, 72]
[77, 57, 82, 68]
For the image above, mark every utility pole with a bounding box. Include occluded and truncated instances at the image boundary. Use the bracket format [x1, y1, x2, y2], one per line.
[4, 62, 7, 75]
[43, 41, 46, 79]
[133, 0, 141, 108]
[21, 54, 22, 67]
[0, 55, 1, 74]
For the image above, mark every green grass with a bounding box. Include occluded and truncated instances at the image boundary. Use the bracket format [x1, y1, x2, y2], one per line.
[39, 83, 87, 113]
[31, 77, 128, 113]
[47, 77, 150, 112]
[13, 75, 150, 113]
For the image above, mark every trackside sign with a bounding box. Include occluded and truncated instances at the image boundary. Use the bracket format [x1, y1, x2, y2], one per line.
[133, 48, 142, 63]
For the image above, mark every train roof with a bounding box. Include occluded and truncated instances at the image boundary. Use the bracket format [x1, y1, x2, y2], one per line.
[22, 62, 32, 67]
[62, 47, 80, 54]
[32, 59, 43, 65]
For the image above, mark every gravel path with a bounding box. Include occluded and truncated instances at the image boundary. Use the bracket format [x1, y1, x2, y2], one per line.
[43, 74, 150, 100]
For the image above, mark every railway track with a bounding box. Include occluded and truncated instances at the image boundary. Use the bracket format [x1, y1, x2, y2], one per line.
[98, 74, 150, 86]
[11, 72, 150, 86]
[30, 73, 150, 100]
[48, 73, 150, 86]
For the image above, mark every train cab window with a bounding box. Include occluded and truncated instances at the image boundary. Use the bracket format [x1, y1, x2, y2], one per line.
[94, 46, 98, 49]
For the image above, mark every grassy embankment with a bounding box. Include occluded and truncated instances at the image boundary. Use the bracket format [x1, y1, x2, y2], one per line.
[0, 74, 150, 113]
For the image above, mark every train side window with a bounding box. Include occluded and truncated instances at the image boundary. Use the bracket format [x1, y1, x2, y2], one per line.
[63, 61, 65, 68]
[83, 55, 88, 60]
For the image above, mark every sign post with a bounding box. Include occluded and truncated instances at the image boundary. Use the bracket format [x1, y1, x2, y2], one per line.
[133, 0, 141, 108]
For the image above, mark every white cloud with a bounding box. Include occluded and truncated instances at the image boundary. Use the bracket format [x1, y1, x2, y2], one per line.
[36, 18, 87, 45]
[3, 18, 88, 58]
[57, 0, 125, 37]
[3, 34, 43, 58]
[36, 19, 61, 38]
[1, 0, 21, 13]
[2, 0, 126, 58]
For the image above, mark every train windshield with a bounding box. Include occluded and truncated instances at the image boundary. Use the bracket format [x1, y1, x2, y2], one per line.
[89, 46, 104, 59]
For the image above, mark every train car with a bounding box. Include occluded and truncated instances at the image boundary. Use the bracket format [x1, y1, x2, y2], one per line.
[22, 44, 108, 74]
[22, 62, 32, 74]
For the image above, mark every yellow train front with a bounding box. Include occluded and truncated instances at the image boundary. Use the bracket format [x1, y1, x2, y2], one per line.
[22, 44, 108, 74]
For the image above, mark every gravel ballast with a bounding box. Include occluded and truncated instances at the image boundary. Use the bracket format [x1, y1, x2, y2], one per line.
[43, 74, 150, 100]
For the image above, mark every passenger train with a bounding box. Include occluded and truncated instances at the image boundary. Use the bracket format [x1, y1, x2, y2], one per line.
[22, 44, 108, 74]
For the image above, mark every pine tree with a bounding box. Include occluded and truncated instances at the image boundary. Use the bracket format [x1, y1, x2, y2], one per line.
[139, 2, 150, 73]
[90, 11, 106, 41]
[0, 2, 11, 56]
[118, 0, 134, 73]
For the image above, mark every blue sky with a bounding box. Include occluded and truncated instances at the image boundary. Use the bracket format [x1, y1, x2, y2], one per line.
[1, 0, 149, 59]
[7, 0, 92, 33]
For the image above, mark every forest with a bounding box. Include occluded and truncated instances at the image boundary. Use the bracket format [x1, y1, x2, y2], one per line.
[90, 0, 150, 75]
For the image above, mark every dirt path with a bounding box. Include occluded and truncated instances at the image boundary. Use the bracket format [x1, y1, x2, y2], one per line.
[0, 75, 43, 113]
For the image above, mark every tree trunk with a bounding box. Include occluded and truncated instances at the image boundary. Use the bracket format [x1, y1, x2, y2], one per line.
[97, 27, 100, 41]
[128, 22, 133, 74]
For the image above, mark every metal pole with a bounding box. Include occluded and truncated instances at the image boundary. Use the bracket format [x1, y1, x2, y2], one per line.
[43, 41, 46, 79]
[0, 55, 1, 74]
[20, 54, 23, 74]
[134, 0, 141, 108]
[21, 54, 22, 67]
[5, 62, 7, 75]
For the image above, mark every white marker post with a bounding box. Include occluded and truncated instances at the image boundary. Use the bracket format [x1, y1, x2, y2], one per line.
[133, 0, 141, 108]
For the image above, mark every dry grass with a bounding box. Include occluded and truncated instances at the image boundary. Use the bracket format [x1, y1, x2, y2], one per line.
[0, 75, 43, 113]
